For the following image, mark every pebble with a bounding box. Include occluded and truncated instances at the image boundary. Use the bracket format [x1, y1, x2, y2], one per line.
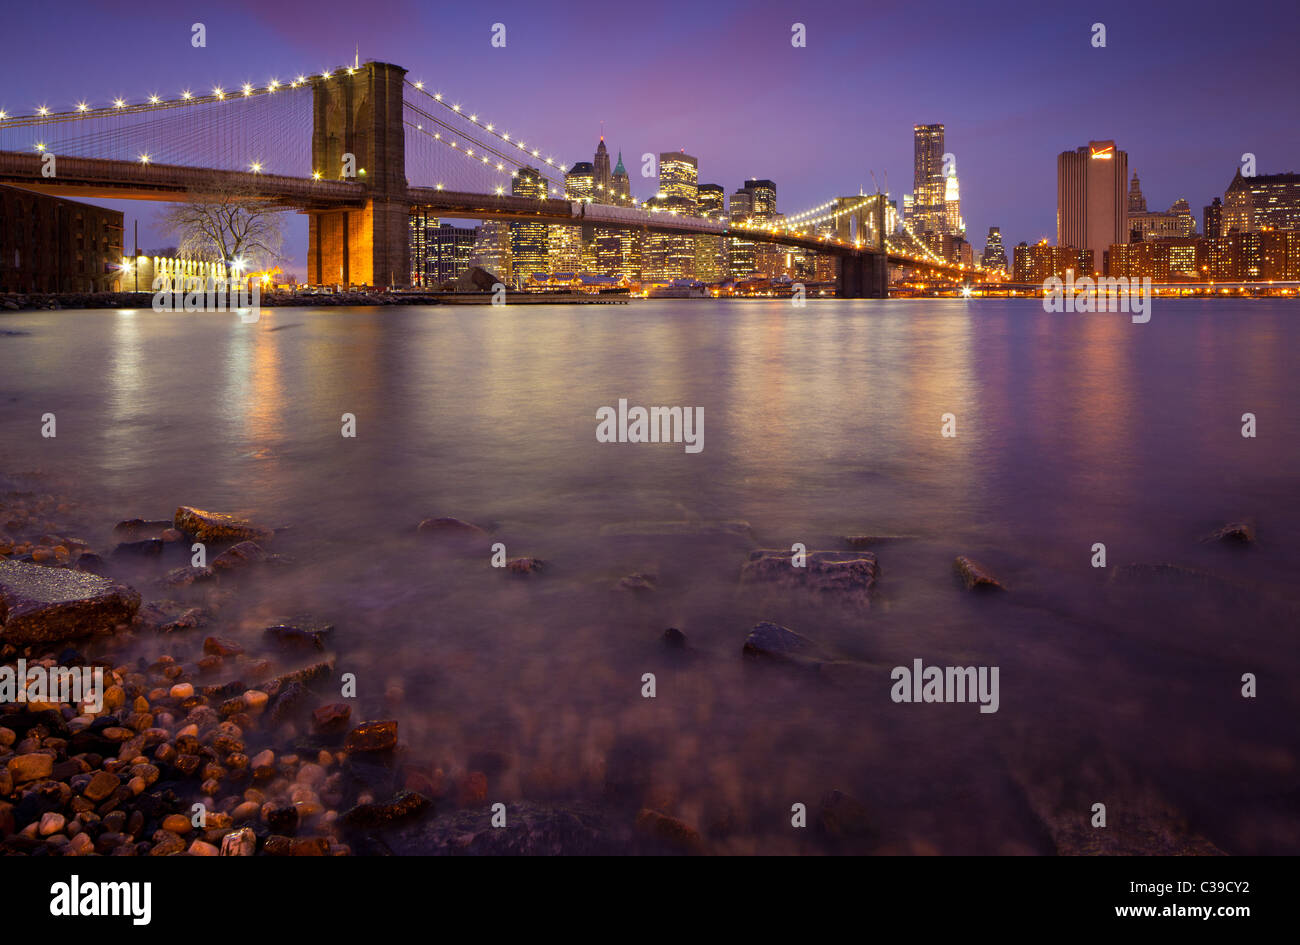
[188, 839, 220, 856]
[39, 812, 66, 836]
[169, 682, 195, 700]
[161, 814, 191, 834]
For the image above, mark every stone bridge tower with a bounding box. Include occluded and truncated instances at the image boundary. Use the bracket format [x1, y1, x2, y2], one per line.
[307, 61, 409, 287]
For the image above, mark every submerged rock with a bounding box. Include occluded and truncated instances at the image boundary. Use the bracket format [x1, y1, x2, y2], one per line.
[818, 789, 876, 842]
[0, 560, 141, 645]
[506, 556, 545, 575]
[212, 541, 268, 571]
[174, 506, 274, 543]
[1200, 521, 1256, 545]
[111, 538, 164, 558]
[343, 790, 431, 828]
[634, 808, 703, 854]
[615, 572, 658, 593]
[954, 555, 1005, 591]
[740, 549, 878, 607]
[346, 719, 398, 753]
[742, 621, 830, 667]
[163, 565, 215, 587]
[417, 517, 488, 538]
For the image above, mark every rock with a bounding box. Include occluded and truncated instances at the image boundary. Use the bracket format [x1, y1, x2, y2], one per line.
[264, 625, 326, 651]
[0, 560, 141, 645]
[188, 840, 219, 855]
[169, 683, 194, 700]
[39, 812, 66, 836]
[662, 627, 687, 648]
[8, 753, 55, 784]
[616, 573, 658, 593]
[818, 789, 875, 841]
[289, 837, 329, 856]
[161, 814, 191, 834]
[173, 506, 273, 543]
[264, 804, 298, 834]
[203, 636, 243, 657]
[634, 808, 703, 854]
[742, 621, 830, 667]
[1201, 521, 1256, 545]
[312, 703, 351, 734]
[954, 555, 1005, 591]
[342, 790, 432, 828]
[506, 556, 544, 575]
[212, 541, 267, 571]
[148, 829, 186, 855]
[346, 720, 398, 753]
[740, 549, 879, 607]
[417, 517, 487, 538]
[111, 539, 163, 558]
[163, 565, 215, 587]
[219, 826, 256, 855]
[82, 770, 120, 802]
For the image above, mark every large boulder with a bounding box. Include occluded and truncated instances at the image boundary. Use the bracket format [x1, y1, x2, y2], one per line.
[174, 506, 274, 543]
[0, 560, 140, 645]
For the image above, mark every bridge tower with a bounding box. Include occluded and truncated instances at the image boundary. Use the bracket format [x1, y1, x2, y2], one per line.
[836, 194, 888, 298]
[307, 61, 409, 287]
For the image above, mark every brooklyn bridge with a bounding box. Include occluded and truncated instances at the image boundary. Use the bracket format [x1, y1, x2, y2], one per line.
[0, 60, 983, 296]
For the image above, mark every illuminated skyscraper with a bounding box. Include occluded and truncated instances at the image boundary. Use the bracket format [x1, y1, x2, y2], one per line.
[659, 151, 699, 206]
[471, 220, 512, 282]
[729, 188, 756, 279]
[696, 183, 727, 282]
[1057, 140, 1128, 272]
[1221, 169, 1300, 233]
[980, 226, 1008, 271]
[913, 124, 946, 245]
[645, 151, 699, 281]
[510, 166, 549, 280]
[943, 173, 964, 238]
[594, 138, 612, 199]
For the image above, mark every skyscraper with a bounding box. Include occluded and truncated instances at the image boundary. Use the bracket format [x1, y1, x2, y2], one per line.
[659, 152, 699, 205]
[471, 220, 512, 282]
[1057, 140, 1128, 273]
[1204, 197, 1223, 239]
[729, 188, 756, 279]
[510, 166, 549, 280]
[696, 183, 727, 282]
[980, 226, 1008, 271]
[1221, 169, 1300, 233]
[1128, 173, 1147, 212]
[913, 124, 946, 246]
[610, 152, 630, 202]
[594, 138, 612, 198]
[943, 174, 964, 239]
[645, 151, 699, 281]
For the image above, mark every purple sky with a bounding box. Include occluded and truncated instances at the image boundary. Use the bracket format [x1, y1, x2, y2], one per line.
[4, 0, 1298, 278]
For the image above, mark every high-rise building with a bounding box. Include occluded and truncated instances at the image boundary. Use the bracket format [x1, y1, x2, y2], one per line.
[409, 211, 436, 287]
[913, 124, 946, 246]
[644, 152, 699, 281]
[594, 138, 612, 198]
[610, 151, 630, 202]
[1221, 170, 1300, 233]
[1203, 197, 1223, 239]
[1057, 140, 1128, 273]
[566, 162, 595, 201]
[552, 161, 595, 273]
[430, 224, 476, 284]
[980, 226, 1008, 271]
[943, 173, 965, 245]
[696, 184, 727, 282]
[729, 189, 756, 280]
[470, 220, 512, 282]
[1128, 173, 1147, 212]
[1130, 197, 1197, 241]
[510, 166, 549, 280]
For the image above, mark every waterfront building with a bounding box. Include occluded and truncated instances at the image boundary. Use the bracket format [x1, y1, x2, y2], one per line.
[1221, 169, 1300, 233]
[1058, 140, 1129, 269]
[0, 185, 124, 293]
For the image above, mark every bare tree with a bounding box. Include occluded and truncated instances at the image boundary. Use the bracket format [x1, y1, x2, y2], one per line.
[157, 184, 286, 271]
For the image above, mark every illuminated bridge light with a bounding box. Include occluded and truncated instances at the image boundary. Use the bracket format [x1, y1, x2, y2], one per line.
[346, 67, 355, 75]
[434, 93, 442, 101]
[182, 90, 193, 100]
[250, 162, 262, 173]
[113, 98, 126, 108]
[435, 183, 443, 190]
[269, 80, 279, 90]
[34, 142, 45, 152]
[139, 153, 150, 164]
[242, 83, 254, 96]
[36, 105, 49, 115]
[469, 114, 477, 122]
[414, 81, 423, 90]
[502, 133, 509, 141]
[495, 186, 503, 195]
[149, 94, 160, 104]
[486, 123, 493, 131]
[312, 171, 322, 180]
[213, 87, 224, 99]
[321, 70, 331, 79]
[0, 110, 7, 120]
[452, 103, 460, 112]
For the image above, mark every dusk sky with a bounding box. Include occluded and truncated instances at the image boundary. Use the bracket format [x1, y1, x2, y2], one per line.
[4, 0, 1298, 277]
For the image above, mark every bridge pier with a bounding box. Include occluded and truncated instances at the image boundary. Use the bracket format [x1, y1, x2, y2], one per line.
[837, 253, 889, 298]
[307, 61, 408, 287]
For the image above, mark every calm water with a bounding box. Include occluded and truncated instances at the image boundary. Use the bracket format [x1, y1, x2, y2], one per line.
[2, 299, 1298, 853]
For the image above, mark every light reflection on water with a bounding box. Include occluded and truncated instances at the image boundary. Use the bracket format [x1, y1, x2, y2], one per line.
[1, 299, 1297, 853]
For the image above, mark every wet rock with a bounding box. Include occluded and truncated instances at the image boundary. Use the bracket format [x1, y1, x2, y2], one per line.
[148, 829, 186, 855]
[267, 659, 334, 690]
[342, 790, 432, 828]
[740, 549, 878, 607]
[289, 837, 330, 856]
[506, 556, 544, 575]
[616, 573, 658, 593]
[345, 720, 398, 753]
[634, 808, 703, 854]
[264, 804, 299, 834]
[312, 703, 351, 734]
[82, 770, 120, 802]
[113, 519, 171, 540]
[219, 826, 256, 855]
[954, 555, 1005, 591]
[173, 506, 274, 543]
[742, 621, 830, 667]
[662, 627, 687, 649]
[212, 541, 267, 571]
[163, 565, 215, 587]
[0, 560, 141, 645]
[417, 517, 488, 538]
[264, 625, 326, 651]
[266, 681, 308, 725]
[111, 539, 164, 558]
[1200, 521, 1256, 545]
[203, 636, 243, 657]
